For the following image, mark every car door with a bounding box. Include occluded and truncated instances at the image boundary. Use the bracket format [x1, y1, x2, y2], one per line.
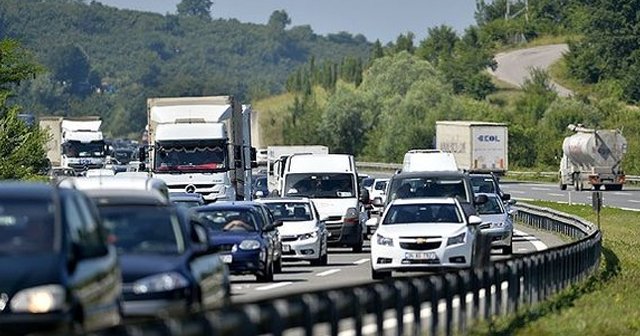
[64, 192, 121, 332]
[258, 206, 280, 260]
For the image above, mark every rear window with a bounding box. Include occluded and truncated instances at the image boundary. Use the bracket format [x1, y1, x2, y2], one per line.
[374, 180, 388, 190]
[388, 176, 470, 203]
[471, 176, 496, 193]
[196, 209, 259, 232]
[263, 202, 313, 221]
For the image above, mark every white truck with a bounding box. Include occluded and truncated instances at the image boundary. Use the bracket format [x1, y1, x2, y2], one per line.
[436, 121, 509, 175]
[559, 124, 627, 191]
[281, 153, 369, 252]
[266, 145, 329, 194]
[143, 96, 255, 202]
[39, 116, 107, 174]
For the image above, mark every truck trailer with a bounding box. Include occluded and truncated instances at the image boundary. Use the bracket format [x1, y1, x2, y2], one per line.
[143, 96, 255, 202]
[559, 124, 627, 191]
[39, 116, 107, 173]
[435, 121, 509, 175]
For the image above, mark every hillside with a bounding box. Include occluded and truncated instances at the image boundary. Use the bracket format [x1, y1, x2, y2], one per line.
[0, 0, 370, 136]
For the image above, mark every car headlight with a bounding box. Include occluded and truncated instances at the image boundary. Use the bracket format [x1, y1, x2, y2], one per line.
[376, 233, 394, 247]
[299, 230, 318, 240]
[239, 239, 261, 250]
[132, 272, 189, 294]
[447, 232, 466, 246]
[10, 285, 66, 313]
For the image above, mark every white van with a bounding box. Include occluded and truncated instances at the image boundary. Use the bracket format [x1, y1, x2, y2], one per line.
[402, 149, 459, 173]
[281, 154, 369, 252]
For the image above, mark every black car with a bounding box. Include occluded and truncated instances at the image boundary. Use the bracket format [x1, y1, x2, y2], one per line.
[193, 202, 282, 282]
[0, 182, 122, 335]
[86, 189, 230, 318]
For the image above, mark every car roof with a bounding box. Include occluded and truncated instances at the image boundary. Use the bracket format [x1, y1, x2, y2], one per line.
[84, 189, 169, 206]
[256, 197, 311, 203]
[392, 171, 467, 179]
[389, 197, 458, 206]
[192, 202, 259, 211]
[0, 182, 57, 199]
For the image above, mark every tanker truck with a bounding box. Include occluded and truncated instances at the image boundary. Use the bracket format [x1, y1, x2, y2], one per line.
[559, 124, 627, 191]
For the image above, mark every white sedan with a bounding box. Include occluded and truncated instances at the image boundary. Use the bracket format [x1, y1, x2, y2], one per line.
[256, 197, 328, 266]
[370, 198, 482, 279]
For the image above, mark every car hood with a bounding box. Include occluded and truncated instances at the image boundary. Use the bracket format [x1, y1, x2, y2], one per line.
[0, 254, 63, 296]
[376, 223, 466, 238]
[120, 254, 185, 284]
[279, 220, 318, 236]
[479, 213, 508, 225]
[311, 198, 358, 219]
[209, 232, 261, 246]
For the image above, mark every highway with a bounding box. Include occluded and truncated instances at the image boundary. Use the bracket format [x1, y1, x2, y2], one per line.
[232, 218, 565, 304]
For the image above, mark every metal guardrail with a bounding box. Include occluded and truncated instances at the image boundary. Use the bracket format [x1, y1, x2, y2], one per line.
[91, 203, 601, 336]
[355, 161, 640, 183]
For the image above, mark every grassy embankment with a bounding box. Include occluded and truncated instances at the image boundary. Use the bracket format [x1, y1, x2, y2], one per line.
[470, 200, 640, 335]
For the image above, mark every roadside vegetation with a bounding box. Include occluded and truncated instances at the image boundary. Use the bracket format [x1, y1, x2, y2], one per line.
[470, 200, 639, 335]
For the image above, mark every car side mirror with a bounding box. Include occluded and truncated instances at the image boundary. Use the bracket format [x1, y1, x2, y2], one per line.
[255, 190, 264, 198]
[501, 193, 511, 201]
[474, 194, 488, 205]
[273, 220, 284, 228]
[508, 199, 517, 205]
[467, 215, 483, 226]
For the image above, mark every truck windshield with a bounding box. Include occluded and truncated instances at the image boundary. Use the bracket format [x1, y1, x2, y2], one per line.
[155, 143, 227, 173]
[64, 141, 105, 158]
[388, 176, 470, 203]
[284, 173, 355, 199]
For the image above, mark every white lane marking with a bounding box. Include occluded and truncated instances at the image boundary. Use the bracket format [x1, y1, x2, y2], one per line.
[255, 282, 292, 291]
[514, 229, 547, 251]
[614, 192, 633, 196]
[316, 269, 341, 277]
[517, 248, 528, 251]
[339, 282, 510, 336]
[531, 187, 551, 191]
[618, 207, 640, 212]
[353, 258, 370, 265]
[628, 200, 640, 203]
[548, 193, 564, 197]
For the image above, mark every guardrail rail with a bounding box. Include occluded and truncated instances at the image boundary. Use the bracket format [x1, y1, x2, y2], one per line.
[89, 202, 601, 336]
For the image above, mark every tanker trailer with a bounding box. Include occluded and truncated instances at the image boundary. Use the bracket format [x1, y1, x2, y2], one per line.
[559, 124, 627, 191]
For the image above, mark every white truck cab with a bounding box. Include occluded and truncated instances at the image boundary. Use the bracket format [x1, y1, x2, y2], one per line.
[281, 154, 369, 252]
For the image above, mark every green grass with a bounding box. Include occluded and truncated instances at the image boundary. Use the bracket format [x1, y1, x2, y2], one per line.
[469, 201, 640, 335]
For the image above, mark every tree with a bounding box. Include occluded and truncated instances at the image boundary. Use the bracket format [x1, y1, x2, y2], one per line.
[416, 25, 459, 66]
[0, 39, 48, 179]
[177, 0, 213, 20]
[268, 10, 291, 31]
[393, 33, 415, 54]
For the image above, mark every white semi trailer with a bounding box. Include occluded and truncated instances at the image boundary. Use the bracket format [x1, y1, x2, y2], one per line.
[559, 124, 627, 191]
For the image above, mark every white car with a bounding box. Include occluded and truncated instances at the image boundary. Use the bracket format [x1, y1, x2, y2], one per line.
[475, 193, 516, 254]
[369, 178, 389, 213]
[256, 197, 329, 266]
[370, 198, 482, 279]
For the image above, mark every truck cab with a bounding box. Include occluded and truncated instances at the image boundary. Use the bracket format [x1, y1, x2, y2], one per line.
[281, 154, 369, 252]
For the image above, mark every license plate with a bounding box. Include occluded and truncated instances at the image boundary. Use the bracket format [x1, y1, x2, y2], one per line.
[283, 244, 291, 252]
[406, 252, 437, 260]
[221, 255, 233, 263]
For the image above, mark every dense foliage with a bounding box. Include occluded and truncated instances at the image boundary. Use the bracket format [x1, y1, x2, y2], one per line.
[0, 0, 370, 137]
[0, 39, 49, 179]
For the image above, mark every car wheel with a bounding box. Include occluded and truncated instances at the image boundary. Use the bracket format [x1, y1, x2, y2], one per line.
[371, 266, 391, 280]
[274, 256, 282, 274]
[257, 260, 274, 283]
[352, 242, 363, 253]
[503, 243, 513, 255]
[311, 251, 328, 266]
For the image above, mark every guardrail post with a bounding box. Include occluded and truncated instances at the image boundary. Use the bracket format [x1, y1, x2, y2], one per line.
[353, 288, 366, 336]
[327, 291, 342, 336]
[393, 281, 406, 336]
[301, 294, 317, 336]
[372, 284, 386, 336]
[409, 279, 423, 336]
[457, 270, 470, 333]
[493, 263, 503, 317]
[443, 273, 455, 336]
[483, 266, 492, 322]
[471, 267, 481, 321]
[429, 276, 442, 336]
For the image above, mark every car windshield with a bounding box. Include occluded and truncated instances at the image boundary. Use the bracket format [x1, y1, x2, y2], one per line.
[475, 196, 504, 215]
[471, 176, 496, 193]
[361, 178, 374, 188]
[284, 173, 355, 198]
[388, 177, 469, 202]
[114, 149, 133, 164]
[263, 202, 313, 221]
[155, 142, 227, 173]
[0, 199, 57, 255]
[196, 209, 259, 232]
[98, 206, 184, 255]
[374, 180, 388, 190]
[382, 204, 463, 225]
[254, 177, 267, 188]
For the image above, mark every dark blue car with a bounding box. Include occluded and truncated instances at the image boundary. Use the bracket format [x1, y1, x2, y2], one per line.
[85, 189, 230, 318]
[193, 203, 282, 282]
[0, 182, 122, 335]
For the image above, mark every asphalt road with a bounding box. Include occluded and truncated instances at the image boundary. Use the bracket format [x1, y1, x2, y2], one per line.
[231, 224, 564, 304]
[501, 181, 640, 212]
[490, 43, 572, 97]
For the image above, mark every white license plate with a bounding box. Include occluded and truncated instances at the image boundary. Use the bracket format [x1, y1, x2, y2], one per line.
[283, 244, 291, 252]
[406, 252, 437, 260]
[221, 255, 233, 263]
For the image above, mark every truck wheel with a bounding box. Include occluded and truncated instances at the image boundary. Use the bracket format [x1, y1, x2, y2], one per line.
[559, 182, 567, 191]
